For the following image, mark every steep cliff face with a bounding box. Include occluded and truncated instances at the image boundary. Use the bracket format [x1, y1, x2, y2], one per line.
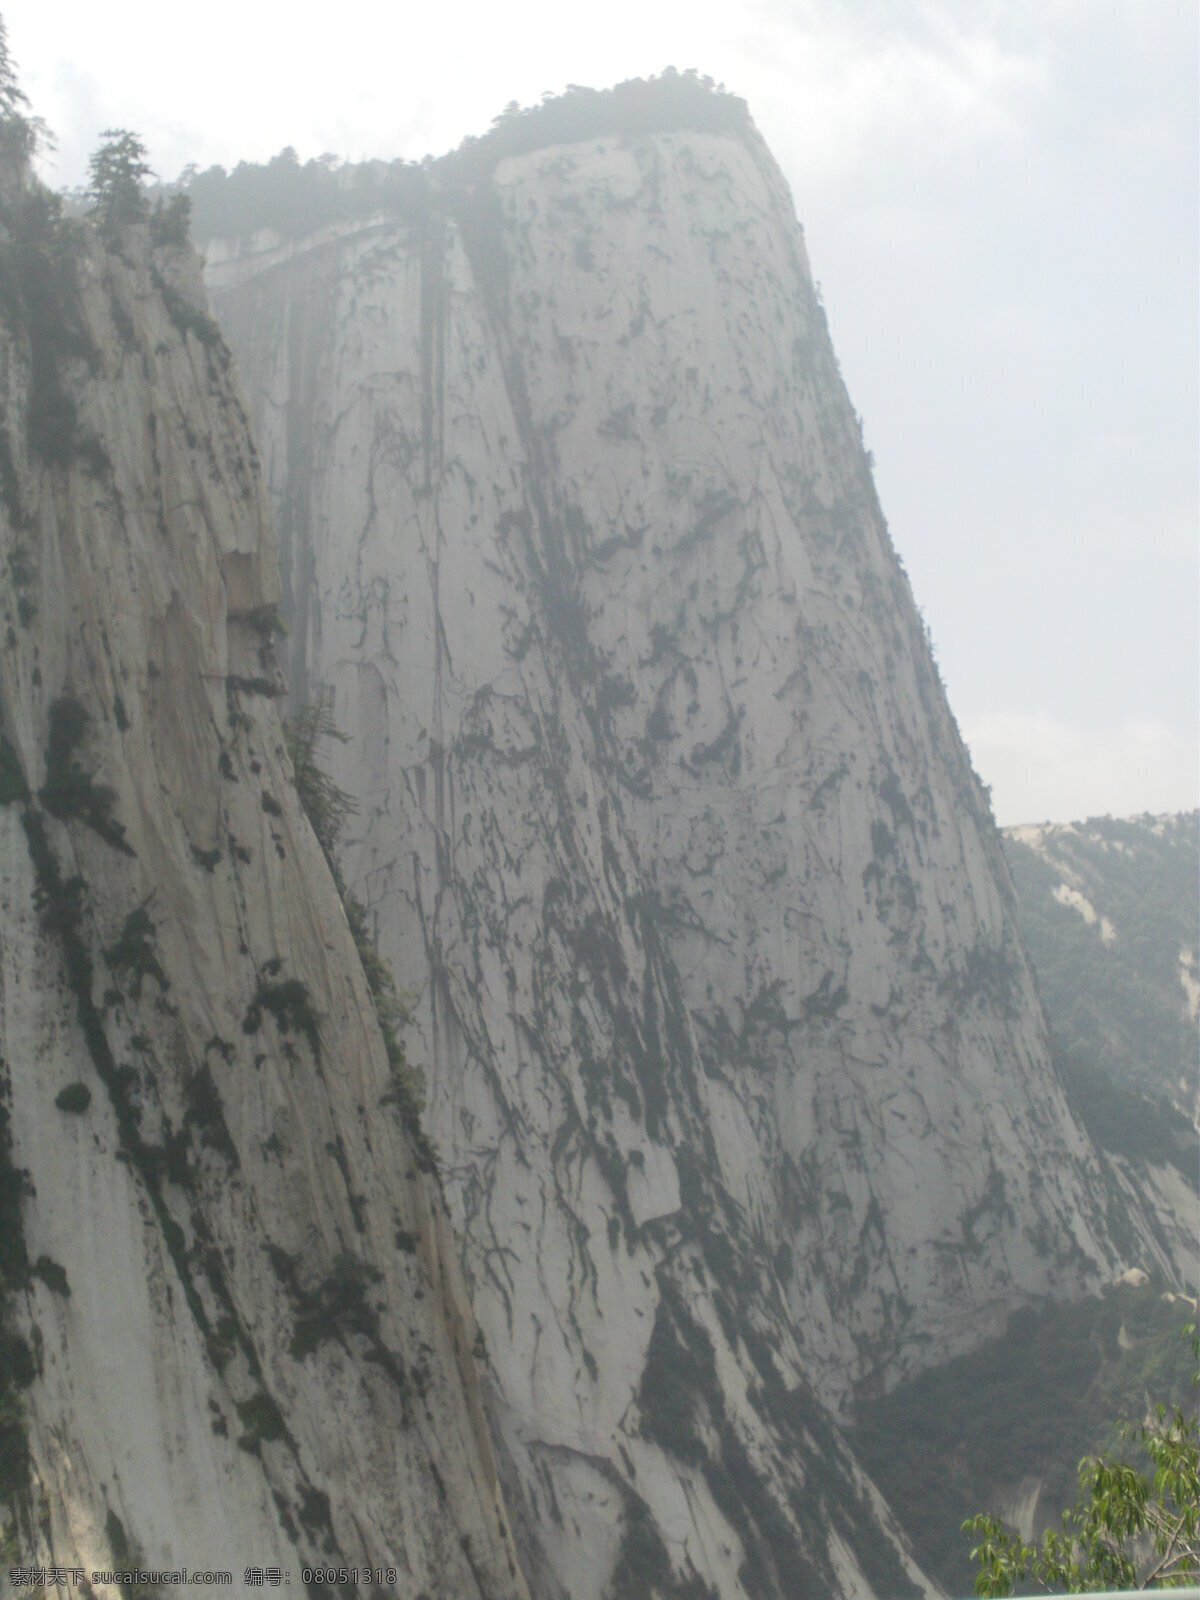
[202, 87, 1172, 1600]
[0, 193, 530, 1597]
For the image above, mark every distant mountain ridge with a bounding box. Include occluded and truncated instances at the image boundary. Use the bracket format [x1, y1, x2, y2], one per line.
[1003, 811, 1198, 1163]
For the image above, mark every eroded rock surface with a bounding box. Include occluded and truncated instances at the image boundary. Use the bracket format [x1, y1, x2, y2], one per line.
[0, 204, 529, 1598]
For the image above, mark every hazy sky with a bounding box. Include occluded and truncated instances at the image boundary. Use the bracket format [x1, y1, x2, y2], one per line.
[8, 0, 1197, 825]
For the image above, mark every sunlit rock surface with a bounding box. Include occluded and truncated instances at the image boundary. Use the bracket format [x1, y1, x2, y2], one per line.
[205, 91, 1177, 1599]
[0, 212, 530, 1598]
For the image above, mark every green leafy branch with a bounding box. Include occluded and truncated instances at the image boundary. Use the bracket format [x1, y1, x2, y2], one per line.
[964, 1325, 1199, 1593]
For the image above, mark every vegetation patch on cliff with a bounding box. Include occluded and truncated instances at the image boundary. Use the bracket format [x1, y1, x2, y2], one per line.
[104, 904, 168, 999]
[0, 183, 94, 469]
[54, 1081, 91, 1114]
[40, 696, 132, 854]
[0, 1057, 34, 1534]
[607, 1493, 717, 1600]
[242, 974, 321, 1063]
[0, 734, 26, 805]
[105, 1507, 162, 1598]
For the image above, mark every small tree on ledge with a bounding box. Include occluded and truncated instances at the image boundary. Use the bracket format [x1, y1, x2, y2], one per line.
[87, 128, 152, 228]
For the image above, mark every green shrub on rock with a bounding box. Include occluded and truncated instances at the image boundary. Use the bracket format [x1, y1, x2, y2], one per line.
[54, 1082, 91, 1114]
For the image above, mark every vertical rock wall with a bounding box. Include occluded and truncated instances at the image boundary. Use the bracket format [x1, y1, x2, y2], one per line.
[0, 202, 530, 1598]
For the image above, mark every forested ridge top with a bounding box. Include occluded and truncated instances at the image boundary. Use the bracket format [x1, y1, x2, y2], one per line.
[185, 70, 754, 244]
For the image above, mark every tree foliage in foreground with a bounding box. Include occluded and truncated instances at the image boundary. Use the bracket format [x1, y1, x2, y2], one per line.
[964, 1326, 1198, 1593]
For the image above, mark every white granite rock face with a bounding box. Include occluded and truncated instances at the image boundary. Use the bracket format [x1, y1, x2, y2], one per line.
[0, 216, 530, 1599]
[207, 123, 1175, 1599]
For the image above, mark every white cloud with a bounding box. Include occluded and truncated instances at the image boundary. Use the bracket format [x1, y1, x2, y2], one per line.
[10, 0, 1051, 190]
[961, 710, 1199, 827]
[6, 0, 1194, 834]
[736, 0, 1046, 193]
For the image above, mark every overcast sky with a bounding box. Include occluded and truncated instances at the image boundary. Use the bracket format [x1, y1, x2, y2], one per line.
[8, 0, 1196, 826]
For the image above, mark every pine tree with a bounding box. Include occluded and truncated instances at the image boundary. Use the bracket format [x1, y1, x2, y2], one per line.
[0, 14, 28, 120]
[0, 13, 33, 169]
[87, 128, 152, 228]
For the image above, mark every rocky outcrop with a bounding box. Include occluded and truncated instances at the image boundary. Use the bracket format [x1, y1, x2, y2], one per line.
[0, 193, 529, 1596]
[201, 82, 1180, 1600]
